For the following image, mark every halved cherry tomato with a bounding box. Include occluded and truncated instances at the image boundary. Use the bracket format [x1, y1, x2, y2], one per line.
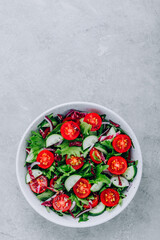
[112, 134, 132, 153]
[90, 147, 102, 164]
[100, 188, 120, 207]
[60, 121, 80, 140]
[83, 193, 99, 209]
[107, 156, 127, 175]
[29, 175, 47, 194]
[83, 113, 102, 131]
[66, 155, 84, 170]
[52, 194, 71, 212]
[37, 150, 54, 169]
[73, 178, 91, 199]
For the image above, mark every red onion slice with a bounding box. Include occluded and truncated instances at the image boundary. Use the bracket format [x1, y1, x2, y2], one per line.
[44, 116, 54, 132]
[69, 201, 76, 211]
[69, 141, 82, 147]
[76, 203, 92, 218]
[26, 148, 30, 154]
[118, 176, 122, 186]
[57, 114, 63, 121]
[109, 120, 120, 128]
[54, 140, 63, 146]
[46, 187, 58, 193]
[98, 128, 110, 141]
[30, 162, 40, 169]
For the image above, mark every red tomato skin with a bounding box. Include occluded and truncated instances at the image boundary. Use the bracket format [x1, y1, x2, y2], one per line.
[37, 150, 54, 169]
[83, 194, 99, 209]
[73, 178, 91, 199]
[84, 113, 102, 131]
[66, 155, 84, 170]
[107, 156, 127, 175]
[60, 121, 80, 140]
[90, 147, 102, 164]
[29, 175, 48, 194]
[52, 194, 72, 212]
[112, 134, 132, 153]
[100, 188, 120, 207]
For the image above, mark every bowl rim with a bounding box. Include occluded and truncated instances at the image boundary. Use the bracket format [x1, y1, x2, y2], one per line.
[16, 101, 142, 228]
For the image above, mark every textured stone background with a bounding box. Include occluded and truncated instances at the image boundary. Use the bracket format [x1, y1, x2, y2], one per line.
[0, 0, 160, 239]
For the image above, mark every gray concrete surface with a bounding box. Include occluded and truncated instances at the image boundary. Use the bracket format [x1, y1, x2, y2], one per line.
[0, 0, 160, 239]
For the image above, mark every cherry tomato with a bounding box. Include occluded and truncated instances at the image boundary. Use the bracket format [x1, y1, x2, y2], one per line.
[73, 178, 91, 199]
[90, 147, 102, 164]
[83, 113, 102, 131]
[112, 134, 132, 153]
[52, 194, 72, 212]
[60, 121, 80, 140]
[107, 156, 127, 175]
[100, 188, 120, 207]
[66, 155, 84, 170]
[29, 175, 47, 194]
[37, 150, 54, 169]
[83, 194, 99, 209]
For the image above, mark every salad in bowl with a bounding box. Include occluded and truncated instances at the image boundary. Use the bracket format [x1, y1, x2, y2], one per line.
[24, 108, 139, 223]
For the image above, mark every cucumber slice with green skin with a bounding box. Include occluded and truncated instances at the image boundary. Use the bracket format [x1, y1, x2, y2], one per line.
[89, 202, 106, 216]
[64, 175, 81, 192]
[106, 127, 116, 141]
[122, 166, 137, 181]
[26, 149, 34, 163]
[90, 182, 104, 192]
[83, 136, 98, 150]
[46, 134, 63, 147]
[111, 176, 129, 188]
[25, 169, 43, 183]
[94, 143, 107, 154]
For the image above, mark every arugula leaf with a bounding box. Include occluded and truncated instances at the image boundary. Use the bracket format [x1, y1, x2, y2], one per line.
[47, 123, 63, 137]
[28, 131, 45, 153]
[95, 164, 108, 175]
[78, 213, 89, 222]
[90, 174, 111, 185]
[101, 140, 113, 149]
[69, 193, 83, 210]
[80, 121, 92, 136]
[57, 164, 75, 173]
[106, 206, 116, 212]
[42, 164, 55, 179]
[37, 189, 54, 201]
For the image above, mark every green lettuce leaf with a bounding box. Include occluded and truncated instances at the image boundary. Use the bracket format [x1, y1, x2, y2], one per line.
[80, 121, 92, 136]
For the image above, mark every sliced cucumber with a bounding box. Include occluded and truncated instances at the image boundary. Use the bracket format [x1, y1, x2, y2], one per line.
[106, 127, 116, 141]
[46, 134, 63, 147]
[26, 149, 34, 163]
[83, 136, 98, 150]
[89, 202, 106, 216]
[25, 169, 43, 183]
[111, 176, 129, 188]
[94, 143, 107, 154]
[90, 182, 104, 192]
[122, 165, 137, 181]
[64, 175, 81, 192]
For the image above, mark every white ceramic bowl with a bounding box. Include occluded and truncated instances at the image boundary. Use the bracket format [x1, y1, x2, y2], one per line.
[16, 102, 142, 228]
